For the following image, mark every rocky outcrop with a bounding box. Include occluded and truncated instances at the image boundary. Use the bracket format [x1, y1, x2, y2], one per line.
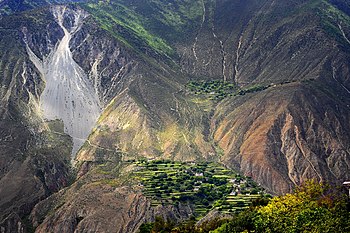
[26, 6, 101, 156]
[0, 5, 211, 232]
[0, 119, 73, 232]
[0, 7, 73, 233]
[70, 17, 136, 105]
[30, 163, 194, 233]
[205, 0, 350, 194]
[212, 83, 350, 194]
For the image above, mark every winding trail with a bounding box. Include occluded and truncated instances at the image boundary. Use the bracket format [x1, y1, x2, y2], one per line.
[50, 130, 119, 153]
[192, 0, 206, 68]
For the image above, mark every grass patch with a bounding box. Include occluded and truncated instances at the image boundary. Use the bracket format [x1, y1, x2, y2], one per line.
[186, 80, 270, 100]
[81, 2, 174, 57]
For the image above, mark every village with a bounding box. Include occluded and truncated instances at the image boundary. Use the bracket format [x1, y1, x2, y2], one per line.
[132, 159, 269, 216]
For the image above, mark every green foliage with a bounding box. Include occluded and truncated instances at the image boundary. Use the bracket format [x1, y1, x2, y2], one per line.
[113, 0, 204, 43]
[254, 180, 350, 233]
[186, 80, 271, 100]
[80, 0, 205, 60]
[211, 209, 258, 233]
[237, 85, 268, 96]
[315, 0, 350, 46]
[186, 80, 236, 100]
[133, 160, 265, 217]
[138, 222, 153, 233]
[139, 216, 228, 233]
[82, 1, 174, 57]
[140, 181, 350, 233]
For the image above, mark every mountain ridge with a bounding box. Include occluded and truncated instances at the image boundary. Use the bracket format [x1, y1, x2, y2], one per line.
[0, 0, 350, 232]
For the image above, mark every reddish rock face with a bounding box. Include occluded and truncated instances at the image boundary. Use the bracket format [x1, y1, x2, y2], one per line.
[212, 84, 350, 194]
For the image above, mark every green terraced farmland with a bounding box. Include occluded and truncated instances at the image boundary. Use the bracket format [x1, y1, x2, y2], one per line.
[132, 160, 267, 217]
[186, 80, 271, 100]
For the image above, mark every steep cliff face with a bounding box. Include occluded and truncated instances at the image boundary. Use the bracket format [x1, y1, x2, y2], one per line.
[205, 0, 350, 194]
[1, 0, 350, 232]
[0, 4, 210, 232]
[212, 83, 350, 194]
[26, 6, 101, 156]
[30, 162, 194, 233]
[0, 9, 75, 232]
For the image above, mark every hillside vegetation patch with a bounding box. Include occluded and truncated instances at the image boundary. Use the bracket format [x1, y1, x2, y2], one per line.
[132, 159, 267, 217]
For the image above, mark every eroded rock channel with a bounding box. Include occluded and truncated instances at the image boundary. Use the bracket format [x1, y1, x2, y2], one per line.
[26, 6, 101, 156]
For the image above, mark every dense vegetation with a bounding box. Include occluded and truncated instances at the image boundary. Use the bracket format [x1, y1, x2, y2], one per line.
[186, 80, 269, 100]
[81, 0, 204, 59]
[132, 160, 266, 217]
[186, 81, 236, 100]
[139, 181, 350, 233]
[82, 1, 174, 57]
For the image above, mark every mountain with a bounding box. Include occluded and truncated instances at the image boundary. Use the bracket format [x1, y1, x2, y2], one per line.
[0, 0, 350, 232]
[0, 0, 85, 15]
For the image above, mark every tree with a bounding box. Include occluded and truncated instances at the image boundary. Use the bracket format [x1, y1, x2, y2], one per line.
[139, 181, 350, 233]
[254, 180, 350, 233]
[211, 209, 257, 233]
[210, 180, 350, 233]
[139, 222, 154, 233]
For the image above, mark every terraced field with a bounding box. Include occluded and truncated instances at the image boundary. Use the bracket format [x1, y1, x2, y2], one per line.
[186, 80, 272, 100]
[132, 160, 268, 217]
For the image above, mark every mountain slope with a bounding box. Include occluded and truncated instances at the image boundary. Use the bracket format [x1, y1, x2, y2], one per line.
[0, 0, 350, 232]
[0, 0, 85, 15]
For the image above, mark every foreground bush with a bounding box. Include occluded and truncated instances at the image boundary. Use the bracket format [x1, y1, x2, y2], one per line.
[253, 180, 350, 233]
[139, 180, 350, 233]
